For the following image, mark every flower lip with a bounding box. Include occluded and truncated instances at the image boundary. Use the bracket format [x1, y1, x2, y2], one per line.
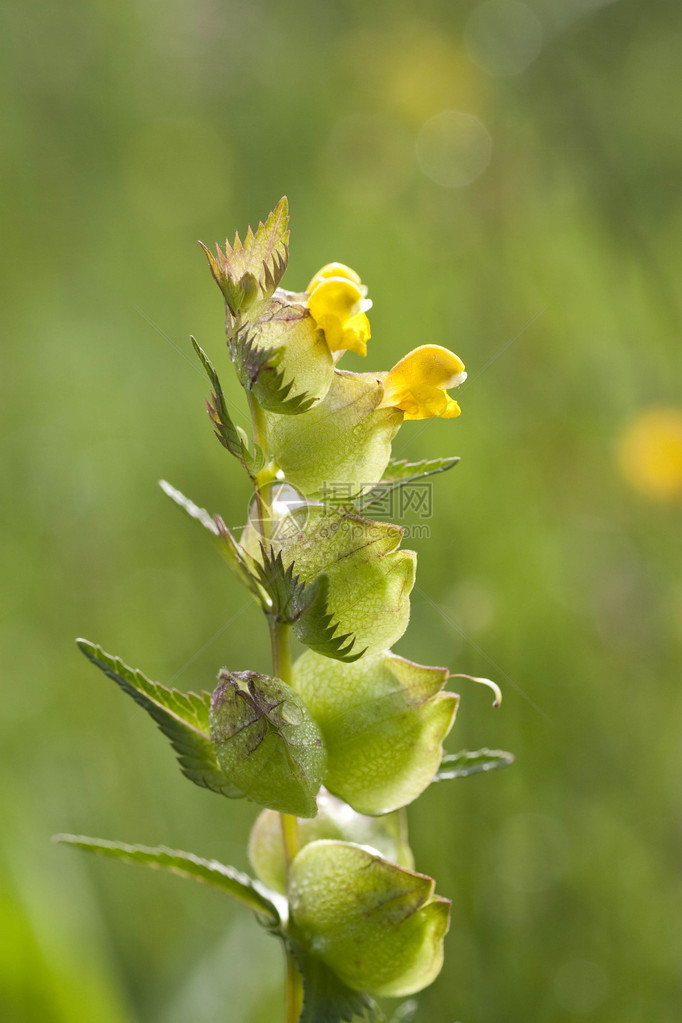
[306, 263, 371, 357]
[380, 344, 466, 421]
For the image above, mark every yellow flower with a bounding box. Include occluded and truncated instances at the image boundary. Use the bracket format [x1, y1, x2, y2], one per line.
[617, 407, 682, 500]
[307, 262, 372, 357]
[380, 345, 466, 420]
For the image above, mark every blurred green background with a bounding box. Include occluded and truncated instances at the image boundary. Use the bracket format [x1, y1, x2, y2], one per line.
[1, 0, 680, 1020]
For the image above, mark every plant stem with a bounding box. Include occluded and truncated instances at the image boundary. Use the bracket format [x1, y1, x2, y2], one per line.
[270, 618, 302, 1022]
[270, 618, 292, 685]
[285, 948, 303, 1023]
[251, 392, 303, 1021]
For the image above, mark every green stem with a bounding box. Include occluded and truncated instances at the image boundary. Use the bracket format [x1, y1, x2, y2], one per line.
[271, 618, 302, 1022]
[270, 618, 292, 685]
[248, 393, 269, 532]
[251, 391, 303, 1022]
[285, 947, 303, 1023]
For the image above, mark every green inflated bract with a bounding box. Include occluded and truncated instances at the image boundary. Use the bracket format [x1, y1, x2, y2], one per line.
[291, 649, 458, 815]
[248, 790, 414, 894]
[209, 669, 326, 818]
[241, 507, 416, 657]
[236, 295, 335, 413]
[264, 369, 402, 496]
[288, 840, 451, 997]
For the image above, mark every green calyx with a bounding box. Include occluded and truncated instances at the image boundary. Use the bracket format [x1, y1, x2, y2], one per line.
[264, 369, 403, 497]
[241, 506, 416, 657]
[248, 790, 414, 894]
[209, 669, 326, 818]
[288, 840, 451, 998]
[291, 649, 459, 815]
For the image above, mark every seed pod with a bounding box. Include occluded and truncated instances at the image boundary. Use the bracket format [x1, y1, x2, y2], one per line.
[209, 669, 326, 818]
[288, 840, 450, 997]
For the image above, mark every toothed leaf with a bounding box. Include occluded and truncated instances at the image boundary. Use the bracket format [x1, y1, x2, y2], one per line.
[232, 295, 334, 414]
[356, 456, 460, 514]
[77, 640, 244, 799]
[254, 547, 363, 662]
[200, 197, 290, 314]
[433, 748, 515, 781]
[159, 480, 261, 597]
[53, 836, 280, 921]
[191, 337, 264, 474]
[287, 940, 380, 1023]
[242, 507, 415, 656]
[230, 327, 318, 415]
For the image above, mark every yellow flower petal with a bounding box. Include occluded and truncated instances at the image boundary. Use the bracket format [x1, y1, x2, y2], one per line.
[342, 312, 371, 357]
[307, 270, 371, 356]
[381, 345, 465, 420]
[308, 277, 364, 323]
[307, 262, 362, 293]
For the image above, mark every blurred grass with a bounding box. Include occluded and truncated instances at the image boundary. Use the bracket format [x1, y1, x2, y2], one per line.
[1, 0, 680, 1020]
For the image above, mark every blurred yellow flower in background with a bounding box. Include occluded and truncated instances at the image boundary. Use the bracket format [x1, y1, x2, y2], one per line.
[307, 262, 372, 357]
[380, 344, 466, 420]
[617, 407, 682, 500]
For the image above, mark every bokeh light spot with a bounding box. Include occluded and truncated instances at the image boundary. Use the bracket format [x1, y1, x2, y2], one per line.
[465, 1, 543, 77]
[617, 407, 682, 500]
[416, 111, 492, 188]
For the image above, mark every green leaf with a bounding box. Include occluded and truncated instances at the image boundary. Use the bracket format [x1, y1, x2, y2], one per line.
[288, 841, 451, 999]
[200, 196, 290, 314]
[53, 836, 280, 921]
[433, 748, 515, 781]
[209, 669, 326, 817]
[254, 547, 363, 661]
[287, 940, 380, 1023]
[381, 455, 460, 484]
[191, 336, 264, 474]
[77, 640, 244, 799]
[292, 650, 458, 815]
[159, 479, 261, 598]
[242, 508, 416, 656]
[231, 326, 318, 414]
[265, 370, 402, 497]
[356, 456, 459, 514]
